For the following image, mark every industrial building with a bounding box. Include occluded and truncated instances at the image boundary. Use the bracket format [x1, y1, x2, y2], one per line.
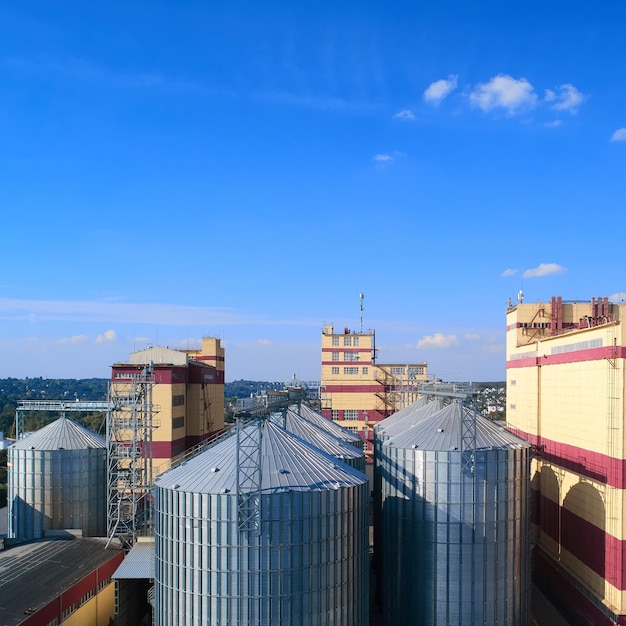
[506, 295, 626, 625]
[320, 323, 428, 458]
[110, 337, 225, 476]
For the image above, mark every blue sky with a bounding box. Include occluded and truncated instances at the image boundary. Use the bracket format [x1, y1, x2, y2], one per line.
[1, 2, 625, 383]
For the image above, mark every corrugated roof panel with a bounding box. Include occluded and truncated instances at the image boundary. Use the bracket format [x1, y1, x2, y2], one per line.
[384, 402, 530, 452]
[11, 417, 106, 451]
[375, 397, 445, 441]
[112, 539, 155, 579]
[155, 420, 367, 494]
[272, 409, 364, 463]
[296, 404, 363, 446]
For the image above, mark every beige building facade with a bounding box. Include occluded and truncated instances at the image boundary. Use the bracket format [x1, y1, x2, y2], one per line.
[506, 296, 626, 625]
[320, 324, 428, 457]
[111, 337, 225, 476]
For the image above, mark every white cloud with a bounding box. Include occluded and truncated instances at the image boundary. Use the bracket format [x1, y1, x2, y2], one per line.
[374, 153, 393, 162]
[258, 339, 271, 346]
[610, 128, 626, 142]
[522, 263, 566, 278]
[394, 109, 415, 121]
[470, 74, 538, 114]
[465, 333, 480, 341]
[417, 333, 459, 348]
[424, 75, 458, 105]
[501, 268, 518, 277]
[545, 119, 562, 128]
[545, 84, 584, 112]
[610, 292, 626, 303]
[96, 329, 117, 343]
[60, 334, 89, 344]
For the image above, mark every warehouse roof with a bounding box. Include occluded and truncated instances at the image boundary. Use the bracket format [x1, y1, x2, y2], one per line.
[0, 536, 122, 625]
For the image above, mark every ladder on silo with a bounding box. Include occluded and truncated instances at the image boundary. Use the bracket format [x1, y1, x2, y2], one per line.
[236, 416, 263, 534]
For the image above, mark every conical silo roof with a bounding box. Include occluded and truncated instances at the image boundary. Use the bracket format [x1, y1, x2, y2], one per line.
[295, 404, 363, 447]
[384, 402, 529, 452]
[11, 416, 106, 450]
[375, 397, 445, 441]
[155, 419, 367, 494]
[271, 409, 365, 465]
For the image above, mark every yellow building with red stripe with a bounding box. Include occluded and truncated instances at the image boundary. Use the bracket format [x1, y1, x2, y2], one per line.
[506, 296, 626, 625]
[321, 324, 428, 458]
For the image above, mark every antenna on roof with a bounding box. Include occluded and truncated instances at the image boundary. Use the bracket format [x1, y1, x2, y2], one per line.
[359, 292, 365, 332]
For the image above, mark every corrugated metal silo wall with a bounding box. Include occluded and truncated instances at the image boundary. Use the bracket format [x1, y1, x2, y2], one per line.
[8, 447, 107, 539]
[381, 446, 531, 625]
[154, 484, 370, 626]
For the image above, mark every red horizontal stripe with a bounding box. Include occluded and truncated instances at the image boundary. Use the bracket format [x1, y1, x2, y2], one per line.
[507, 346, 626, 369]
[534, 549, 626, 624]
[322, 347, 372, 353]
[322, 361, 372, 366]
[508, 426, 625, 488]
[323, 384, 388, 393]
[537, 493, 626, 589]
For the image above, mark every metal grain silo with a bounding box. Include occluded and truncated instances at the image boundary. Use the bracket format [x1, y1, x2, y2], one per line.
[154, 419, 370, 626]
[8, 417, 107, 539]
[373, 396, 445, 575]
[296, 403, 364, 450]
[380, 402, 531, 626]
[271, 408, 366, 472]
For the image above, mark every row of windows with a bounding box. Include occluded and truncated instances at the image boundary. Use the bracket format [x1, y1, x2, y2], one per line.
[388, 366, 425, 376]
[330, 366, 369, 375]
[331, 336, 361, 347]
[331, 352, 363, 362]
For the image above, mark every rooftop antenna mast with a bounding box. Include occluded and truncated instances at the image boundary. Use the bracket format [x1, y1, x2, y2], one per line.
[359, 292, 365, 333]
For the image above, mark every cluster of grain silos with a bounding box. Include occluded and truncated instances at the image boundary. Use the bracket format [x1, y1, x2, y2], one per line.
[8, 416, 107, 539]
[375, 398, 532, 625]
[153, 413, 370, 626]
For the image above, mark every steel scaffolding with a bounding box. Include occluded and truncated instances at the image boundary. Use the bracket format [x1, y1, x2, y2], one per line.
[106, 365, 158, 548]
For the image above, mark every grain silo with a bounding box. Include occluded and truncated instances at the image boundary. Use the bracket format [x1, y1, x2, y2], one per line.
[380, 401, 531, 626]
[373, 396, 445, 575]
[8, 416, 107, 539]
[153, 419, 369, 626]
[271, 407, 366, 472]
[296, 403, 363, 450]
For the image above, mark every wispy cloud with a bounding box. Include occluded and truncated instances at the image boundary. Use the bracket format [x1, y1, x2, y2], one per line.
[465, 333, 480, 341]
[424, 75, 458, 105]
[522, 263, 566, 278]
[470, 74, 537, 114]
[393, 109, 415, 121]
[545, 84, 585, 112]
[610, 128, 626, 142]
[59, 334, 89, 344]
[545, 119, 563, 128]
[501, 268, 518, 277]
[417, 333, 459, 348]
[96, 329, 117, 343]
[373, 150, 405, 166]
[258, 339, 272, 346]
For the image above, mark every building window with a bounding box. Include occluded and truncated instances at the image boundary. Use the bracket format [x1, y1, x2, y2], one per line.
[343, 336, 352, 346]
[345, 410, 358, 420]
[332, 351, 339, 361]
[408, 367, 424, 376]
[345, 426, 359, 433]
[353, 337, 360, 346]
[344, 352, 359, 361]
[362, 367, 368, 375]
[332, 336, 339, 346]
[510, 379, 516, 385]
[172, 394, 185, 406]
[343, 367, 359, 375]
[362, 440, 369, 452]
[510, 403, 516, 410]
[172, 416, 185, 429]
[331, 367, 339, 375]
[390, 367, 405, 375]
[331, 410, 339, 420]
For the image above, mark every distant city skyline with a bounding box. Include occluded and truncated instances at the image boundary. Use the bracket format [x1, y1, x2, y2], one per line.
[1, 3, 625, 382]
